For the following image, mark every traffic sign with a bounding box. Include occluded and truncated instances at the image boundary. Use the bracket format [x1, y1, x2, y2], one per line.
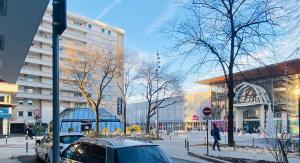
[203, 107, 211, 116]
[34, 109, 40, 116]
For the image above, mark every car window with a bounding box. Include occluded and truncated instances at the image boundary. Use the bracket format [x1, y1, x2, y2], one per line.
[60, 135, 84, 144]
[87, 145, 106, 163]
[41, 135, 52, 143]
[115, 146, 172, 163]
[61, 143, 80, 160]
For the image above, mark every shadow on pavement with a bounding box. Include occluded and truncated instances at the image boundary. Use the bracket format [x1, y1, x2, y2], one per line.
[17, 155, 43, 163]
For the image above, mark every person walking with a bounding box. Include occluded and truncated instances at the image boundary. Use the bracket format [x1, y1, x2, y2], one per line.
[211, 123, 221, 151]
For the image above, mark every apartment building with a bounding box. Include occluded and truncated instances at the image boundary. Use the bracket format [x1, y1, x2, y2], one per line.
[10, 8, 124, 133]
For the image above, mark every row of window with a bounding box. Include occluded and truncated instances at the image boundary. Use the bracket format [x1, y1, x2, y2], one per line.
[18, 111, 32, 117]
[87, 24, 112, 35]
[18, 99, 33, 105]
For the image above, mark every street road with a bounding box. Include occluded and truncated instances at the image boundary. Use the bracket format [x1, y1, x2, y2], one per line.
[172, 157, 202, 163]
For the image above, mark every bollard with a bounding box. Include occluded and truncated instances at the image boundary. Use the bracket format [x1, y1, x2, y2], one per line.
[170, 134, 171, 140]
[185, 139, 187, 148]
[233, 141, 236, 151]
[252, 138, 255, 147]
[5, 136, 7, 144]
[187, 141, 189, 152]
[26, 142, 28, 153]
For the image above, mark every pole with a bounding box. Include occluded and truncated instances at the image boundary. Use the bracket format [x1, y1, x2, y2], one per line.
[53, 2, 60, 162]
[156, 52, 160, 139]
[35, 116, 37, 141]
[206, 118, 209, 156]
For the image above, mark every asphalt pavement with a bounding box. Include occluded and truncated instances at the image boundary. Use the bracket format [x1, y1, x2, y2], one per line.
[172, 158, 201, 163]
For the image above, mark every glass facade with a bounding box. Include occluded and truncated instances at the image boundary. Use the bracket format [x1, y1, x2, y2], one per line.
[59, 108, 123, 132]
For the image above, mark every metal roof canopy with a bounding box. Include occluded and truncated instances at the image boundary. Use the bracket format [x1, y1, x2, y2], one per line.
[0, 0, 49, 83]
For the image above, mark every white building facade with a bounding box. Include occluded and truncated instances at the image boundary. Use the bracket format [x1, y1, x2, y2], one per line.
[127, 92, 211, 131]
[9, 8, 124, 133]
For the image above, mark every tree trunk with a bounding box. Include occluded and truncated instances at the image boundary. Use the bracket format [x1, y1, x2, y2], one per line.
[124, 104, 127, 135]
[146, 115, 150, 134]
[96, 107, 100, 135]
[227, 72, 235, 147]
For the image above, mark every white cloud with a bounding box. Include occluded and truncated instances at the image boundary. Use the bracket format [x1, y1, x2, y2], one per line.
[145, 1, 183, 35]
[96, 0, 122, 20]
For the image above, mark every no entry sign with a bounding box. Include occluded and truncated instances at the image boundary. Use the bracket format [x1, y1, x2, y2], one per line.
[203, 107, 211, 116]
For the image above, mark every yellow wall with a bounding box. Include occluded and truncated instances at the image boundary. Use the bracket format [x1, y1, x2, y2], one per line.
[0, 82, 18, 93]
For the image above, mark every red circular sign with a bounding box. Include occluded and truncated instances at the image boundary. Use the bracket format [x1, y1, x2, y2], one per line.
[34, 109, 40, 116]
[203, 107, 211, 116]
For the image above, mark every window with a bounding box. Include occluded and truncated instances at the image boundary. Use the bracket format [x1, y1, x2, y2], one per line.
[18, 100, 24, 105]
[27, 99, 33, 105]
[108, 30, 111, 35]
[28, 88, 33, 94]
[18, 111, 24, 117]
[101, 28, 105, 33]
[74, 92, 82, 97]
[88, 145, 106, 163]
[28, 76, 34, 82]
[88, 24, 92, 29]
[0, 95, 4, 102]
[28, 112, 32, 117]
[0, 35, 4, 50]
[116, 146, 172, 163]
[61, 143, 90, 162]
[0, 0, 7, 16]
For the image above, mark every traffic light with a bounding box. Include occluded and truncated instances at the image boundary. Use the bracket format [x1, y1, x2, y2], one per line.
[53, 0, 66, 35]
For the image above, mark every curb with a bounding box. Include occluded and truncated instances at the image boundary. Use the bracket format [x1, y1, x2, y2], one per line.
[188, 152, 231, 163]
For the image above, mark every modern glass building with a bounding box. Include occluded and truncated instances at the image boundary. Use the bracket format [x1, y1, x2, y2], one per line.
[59, 108, 123, 133]
[198, 59, 300, 135]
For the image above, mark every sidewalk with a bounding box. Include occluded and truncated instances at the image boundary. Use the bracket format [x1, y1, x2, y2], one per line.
[0, 136, 40, 160]
[156, 138, 211, 162]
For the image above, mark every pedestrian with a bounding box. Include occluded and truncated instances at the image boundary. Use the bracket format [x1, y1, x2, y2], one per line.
[211, 123, 221, 151]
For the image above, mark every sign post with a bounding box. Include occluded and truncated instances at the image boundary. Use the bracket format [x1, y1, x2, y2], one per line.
[203, 107, 212, 156]
[34, 109, 40, 141]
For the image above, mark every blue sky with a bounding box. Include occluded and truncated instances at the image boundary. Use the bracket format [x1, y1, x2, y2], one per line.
[67, 0, 209, 92]
[68, 0, 177, 56]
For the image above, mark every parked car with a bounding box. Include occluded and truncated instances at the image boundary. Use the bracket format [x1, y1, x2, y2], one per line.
[35, 132, 84, 162]
[60, 137, 173, 163]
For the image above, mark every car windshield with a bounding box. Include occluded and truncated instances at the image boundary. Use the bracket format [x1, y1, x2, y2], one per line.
[115, 145, 172, 163]
[60, 135, 84, 144]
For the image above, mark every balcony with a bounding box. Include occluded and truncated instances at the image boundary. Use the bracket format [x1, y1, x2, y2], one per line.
[17, 81, 51, 89]
[20, 69, 52, 78]
[38, 26, 88, 42]
[25, 57, 51, 66]
[29, 46, 52, 56]
[17, 93, 52, 100]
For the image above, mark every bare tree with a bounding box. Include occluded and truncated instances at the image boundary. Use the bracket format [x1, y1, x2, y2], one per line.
[167, 0, 299, 146]
[135, 61, 182, 134]
[62, 45, 122, 133]
[116, 49, 138, 135]
[265, 120, 290, 163]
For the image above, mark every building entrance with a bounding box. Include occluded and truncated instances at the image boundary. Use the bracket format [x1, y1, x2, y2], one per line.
[243, 120, 260, 133]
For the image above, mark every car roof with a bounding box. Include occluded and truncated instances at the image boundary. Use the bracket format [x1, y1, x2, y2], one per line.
[59, 132, 85, 136]
[76, 137, 157, 148]
[46, 132, 84, 137]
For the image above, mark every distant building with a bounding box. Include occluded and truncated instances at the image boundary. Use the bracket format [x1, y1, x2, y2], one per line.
[198, 59, 300, 135]
[0, 0, 49, 135]
[0, 82, 18, 135]
[0, 6, 125, 133]
[127, 92, 211, 131]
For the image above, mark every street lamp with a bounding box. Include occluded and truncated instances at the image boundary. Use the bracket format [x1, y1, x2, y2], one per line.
[294, 85, 300, 138]
[156, 51, 160, 139]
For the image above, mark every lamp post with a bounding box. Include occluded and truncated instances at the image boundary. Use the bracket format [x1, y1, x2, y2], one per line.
[156, 51, 160, 139]
[295, 85, 300, 139]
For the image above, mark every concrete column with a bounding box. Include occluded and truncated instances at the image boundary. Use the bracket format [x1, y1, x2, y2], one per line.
[235, 107, 244, 131]
[259, 105, 265, 130]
